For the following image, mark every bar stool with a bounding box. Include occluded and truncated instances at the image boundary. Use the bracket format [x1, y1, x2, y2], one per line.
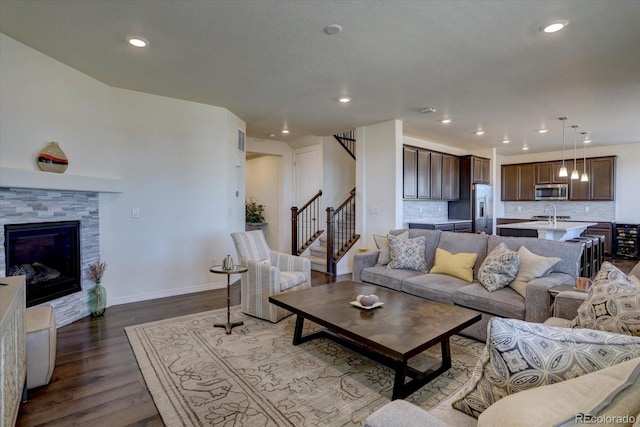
[583, 234, 605, 274]
[567, 238, 592, 278]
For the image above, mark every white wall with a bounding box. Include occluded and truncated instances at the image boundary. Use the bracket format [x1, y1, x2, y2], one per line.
[0, 34, 246, 305]
[246, 137, 295, 253]
[322, 135, 356, 209]
[356, 120, 403, 250]
[246, 155, 281, 249]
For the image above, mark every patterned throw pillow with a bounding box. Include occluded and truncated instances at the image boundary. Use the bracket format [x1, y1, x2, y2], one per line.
[569, 262, 640, 336]
[478, 242, 520, 292]
[429, 248, 477, 283]
[387, 235, 427, 272]
[373, 231, 409, 265]
[451, 317, 640, 418]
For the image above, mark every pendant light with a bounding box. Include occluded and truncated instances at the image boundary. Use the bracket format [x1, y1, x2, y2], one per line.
[570, 125, 580, 180]
[558, 117, 568, 177]
[581, 132, 590, 182]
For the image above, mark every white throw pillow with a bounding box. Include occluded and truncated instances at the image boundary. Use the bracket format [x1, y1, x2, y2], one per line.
[373, 231, 408, 265]
[509, 246, 561, 297]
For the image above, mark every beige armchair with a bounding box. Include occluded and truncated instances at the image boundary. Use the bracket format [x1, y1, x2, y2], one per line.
[231, 230, 311, 322]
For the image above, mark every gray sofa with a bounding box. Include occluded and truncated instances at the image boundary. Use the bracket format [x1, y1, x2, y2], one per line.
[352, 229, 583, 341]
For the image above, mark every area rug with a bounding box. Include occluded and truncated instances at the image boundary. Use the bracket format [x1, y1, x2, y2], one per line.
[125, 306, 484, 426]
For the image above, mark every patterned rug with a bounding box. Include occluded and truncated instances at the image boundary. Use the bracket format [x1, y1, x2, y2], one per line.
[125, 306, 484, 426]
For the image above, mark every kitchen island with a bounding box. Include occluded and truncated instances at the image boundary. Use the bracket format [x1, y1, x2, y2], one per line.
[496, 221, 597, 241]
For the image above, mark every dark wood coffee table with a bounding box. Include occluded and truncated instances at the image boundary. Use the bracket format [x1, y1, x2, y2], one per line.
[269, 281, 481, 400]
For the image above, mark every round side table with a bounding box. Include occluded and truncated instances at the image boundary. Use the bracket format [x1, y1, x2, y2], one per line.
[209, 265, 248, 334]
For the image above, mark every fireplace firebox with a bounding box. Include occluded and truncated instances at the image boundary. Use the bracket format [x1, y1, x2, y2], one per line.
[4, 221, 82, 307]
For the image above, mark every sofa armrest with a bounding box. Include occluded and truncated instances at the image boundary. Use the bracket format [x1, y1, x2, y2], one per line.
[553, 291, 587, 320]
[364, 400, 451, 427]
[352, 251, 381, 282]
[524, 272, 574, 323]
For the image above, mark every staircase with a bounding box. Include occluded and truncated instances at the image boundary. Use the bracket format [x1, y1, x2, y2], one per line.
[292, 130, 359, 276]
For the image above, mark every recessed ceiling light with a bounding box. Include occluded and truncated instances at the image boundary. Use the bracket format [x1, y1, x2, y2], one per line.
[127, 37, 148, 48]
[281, 129, 290, 134]
[522, 143, 529, 150]
[338, 96, 351, 103]
[269, 133, 276, 138]
[324, 24, 342, 35]
[475, 130, 485, 136]
[541, 20, 569, 33]
[502, 138, 510, 144]
[538, 128, 549, 134]
[440, 118, 452, 124]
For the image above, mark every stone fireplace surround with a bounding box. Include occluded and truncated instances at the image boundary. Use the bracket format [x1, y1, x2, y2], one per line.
[0, 188, 100, 327]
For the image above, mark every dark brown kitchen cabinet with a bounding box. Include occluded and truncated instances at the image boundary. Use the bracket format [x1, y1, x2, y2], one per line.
[501, 164, 535, 201]
[442, 154, 459, 200]
[417, 150, 431, 199]
[403, 146, 418, 199]
[535, 161, 568, 184]
[590, 157, 615, 200]
[583, 222, 613, 256]
[569, 159, 590, 200]
[472, 156, 490, 184]
[430, 152, 443, 199]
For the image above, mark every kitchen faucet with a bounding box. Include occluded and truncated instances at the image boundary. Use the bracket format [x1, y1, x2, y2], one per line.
[543, 203, 557, 226]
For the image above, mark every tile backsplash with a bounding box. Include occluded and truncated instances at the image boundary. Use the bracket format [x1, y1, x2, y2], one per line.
[503, 201, 615, 222]
[403, 200, 449, 222]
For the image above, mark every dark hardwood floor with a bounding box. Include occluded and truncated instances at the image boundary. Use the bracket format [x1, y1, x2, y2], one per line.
[17, 259, 637, 426]
[17, 271, 349, 427]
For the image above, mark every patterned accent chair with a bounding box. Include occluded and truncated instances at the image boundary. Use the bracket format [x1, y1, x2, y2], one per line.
[231, 230, 311, 322]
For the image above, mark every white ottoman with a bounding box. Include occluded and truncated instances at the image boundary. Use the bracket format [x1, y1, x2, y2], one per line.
[26, 306, 57, 389]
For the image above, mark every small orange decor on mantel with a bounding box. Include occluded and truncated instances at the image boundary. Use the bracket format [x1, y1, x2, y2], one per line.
[38, 141, 68, 173]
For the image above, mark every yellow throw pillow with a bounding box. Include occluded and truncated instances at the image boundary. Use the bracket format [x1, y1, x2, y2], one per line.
[429, 248, 477, 282]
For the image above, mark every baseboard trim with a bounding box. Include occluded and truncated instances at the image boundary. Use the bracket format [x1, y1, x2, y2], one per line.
[109, 281, 228, 307]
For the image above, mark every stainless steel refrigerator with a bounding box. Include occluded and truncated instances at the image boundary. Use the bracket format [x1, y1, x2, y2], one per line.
[473, 184, 493, 234]
[448, 182, 493, 234]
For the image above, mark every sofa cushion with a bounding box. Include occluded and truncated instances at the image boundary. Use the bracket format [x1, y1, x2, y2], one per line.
[437, 232, 488, 279]
[569, 261, 640, 336]
[477, 357, 640, 427]
[478, 242, 520, 292]
[451, 317, 640, 418]
[509, 246, 561, 297]
[401, 274, 470, 305]
[453, 283, 524, 319]
[361, 265, 422, 292]
[387, 235, 428, 272]
[374, 231, 409, 265]
[429, 248, 477, 283]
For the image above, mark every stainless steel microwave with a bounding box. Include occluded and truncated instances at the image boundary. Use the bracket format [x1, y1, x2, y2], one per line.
[535, 184, 568, 200]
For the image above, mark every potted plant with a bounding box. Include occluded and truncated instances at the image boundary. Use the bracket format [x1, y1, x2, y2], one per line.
[245, 197, 266, 230]
[86, 259, 107, 317]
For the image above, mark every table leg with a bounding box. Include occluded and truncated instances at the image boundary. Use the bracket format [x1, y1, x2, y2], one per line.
[214, 272, 243, 334]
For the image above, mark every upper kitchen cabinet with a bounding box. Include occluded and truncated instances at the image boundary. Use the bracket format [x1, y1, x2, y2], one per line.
[501, 163, 535, 201]
[403, 146, 418, 199]
[402, 145, 459, 201]
[590, 156, 616, 200]
[441, 154, 460, 200]
[569, 159, 590, 201]
[472, 156, 490, 184]
[430, 152, 443, 199]
[535, 161, 568, 185]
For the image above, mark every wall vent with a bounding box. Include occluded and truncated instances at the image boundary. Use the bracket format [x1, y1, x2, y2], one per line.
[237, 129, 245, 152]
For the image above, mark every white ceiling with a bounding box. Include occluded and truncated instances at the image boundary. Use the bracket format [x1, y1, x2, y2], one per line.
[1, 0, 639, 156]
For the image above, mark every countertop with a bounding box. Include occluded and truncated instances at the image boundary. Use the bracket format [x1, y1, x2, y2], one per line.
[406, 219, 471, 225]
[495, 221, 597, 231]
